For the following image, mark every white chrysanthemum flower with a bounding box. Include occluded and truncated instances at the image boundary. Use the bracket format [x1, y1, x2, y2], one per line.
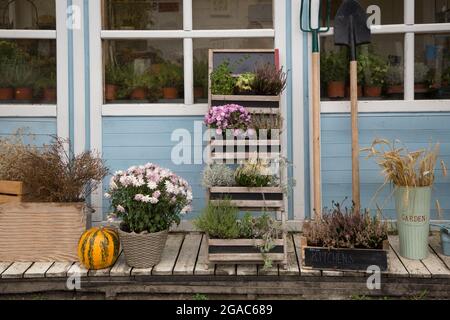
[116, 205, 125, 213]
[147, 181, 157, 190]
[149, 197, 159, 204]
[104, 192, 111, 199]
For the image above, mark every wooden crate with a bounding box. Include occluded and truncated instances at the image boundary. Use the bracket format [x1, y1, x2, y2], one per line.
[299, 236, 390, 271]
[209, 187, 284, 211]
[0, 180, 26, 204]
[0, 202, 87, 262]
[208, 237, 285, 265]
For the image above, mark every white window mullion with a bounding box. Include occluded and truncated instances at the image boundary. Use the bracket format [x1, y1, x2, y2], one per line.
[184, 38, 194, 105]
[0, 29, 56, 39]
[404, 0, 415, 101]
[183, 0, 193, 31]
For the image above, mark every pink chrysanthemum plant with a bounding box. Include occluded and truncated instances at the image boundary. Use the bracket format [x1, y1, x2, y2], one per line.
[105, 163, 193, 234]
[204, 104, 253, 137]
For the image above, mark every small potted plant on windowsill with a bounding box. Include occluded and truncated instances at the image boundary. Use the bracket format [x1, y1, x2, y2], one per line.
[442, 67, 450, 87]
[360, 52, 387, 98]
[123, 65, 155, 101]
[414, 62, 430, 95]
[0, 58, 14, 101]
[321, 50, 347, 99]
[194, 199, 285, 269]
[385, 65, 404, 96]
[105, 63, 125, 102]
[158, 61, 183, 100]
[194, 58, 208, 99]
[35, 70, 57, 103]
[12, 59, 35, 101]
[106, 163, 193, 268]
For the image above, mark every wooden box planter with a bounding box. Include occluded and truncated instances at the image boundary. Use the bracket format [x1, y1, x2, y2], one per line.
[207, 237, 286, 265]
[0, 180, 26, 204]
[0, 202, 87, 262]
[209, 187, 284, 211]
[300, 236, 389, 271]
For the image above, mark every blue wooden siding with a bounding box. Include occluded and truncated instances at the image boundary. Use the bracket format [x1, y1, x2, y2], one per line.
[0, 118, 56, 145]
[102, 116, 205, 220]
[321, 113, 450, 220]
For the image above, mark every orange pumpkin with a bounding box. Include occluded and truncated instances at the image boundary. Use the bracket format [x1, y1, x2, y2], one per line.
[78, 227, 120, 269]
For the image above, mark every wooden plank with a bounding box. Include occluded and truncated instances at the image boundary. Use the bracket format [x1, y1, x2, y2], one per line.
[389, 236, 431, 278]
[211, 94, 280, 102]
[387, 244, 410, 278]
[0, 194, 21, 204]
[45, 262, 74, 278]
[237, 264, 258, 276]
[88, 266, 112, 277]
[173, 233, 202, 275]
[67, 262, 88, 278]
[215, 264, 236, 276]
[110, 252, 132, 277]
[292, 234, 321, 276]
[24, 262, 54, 278]
[194, 235, 215, 276]
[0, 180, 24, 195]
[257, 264, 278, 276]
[0, 262, 13, 275]
[429, 236, 450, 270]
[131, 266, 153, 277]
[279, 234, 300, 276]
[209, 253, 285, 263]
[247, 108, 280, 115]
[421, 243, 450, 278]
[152, 233, 184, 276]
[210, 200, 284, 209]
[1, 262, 33, 279]
[208, 238, 284, 246]
[209, 187, 283, 194]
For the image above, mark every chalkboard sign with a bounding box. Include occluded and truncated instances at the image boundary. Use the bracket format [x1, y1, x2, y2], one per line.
[212, 50, 275, 74]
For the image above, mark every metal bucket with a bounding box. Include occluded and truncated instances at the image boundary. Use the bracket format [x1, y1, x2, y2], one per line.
[440, 229, 450, 256]
[394, 186, 431, 260]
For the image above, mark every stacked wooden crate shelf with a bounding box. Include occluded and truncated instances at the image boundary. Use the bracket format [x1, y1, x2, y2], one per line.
[206, 49, 287, 267]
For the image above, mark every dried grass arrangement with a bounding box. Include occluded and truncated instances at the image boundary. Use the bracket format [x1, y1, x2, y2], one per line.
[304, 201, 388, 250]
[363, 138, 447, 187]
[0, 133, 108, 202]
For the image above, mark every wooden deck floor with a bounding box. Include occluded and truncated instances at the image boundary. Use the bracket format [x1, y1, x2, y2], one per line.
[1, 234, 450, 299]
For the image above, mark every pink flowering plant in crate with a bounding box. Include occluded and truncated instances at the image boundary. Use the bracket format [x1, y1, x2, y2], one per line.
[204, 104, 252, 136]
[106, 163, 193, 234]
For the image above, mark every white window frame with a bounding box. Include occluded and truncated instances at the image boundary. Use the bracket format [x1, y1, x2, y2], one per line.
[318, 0, 450, 114]
[0, 0, 69, 141]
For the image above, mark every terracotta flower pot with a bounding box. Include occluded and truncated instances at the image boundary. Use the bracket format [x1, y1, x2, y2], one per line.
[105, 84, 118, 101]
[386, 85, 404, 95]
[42, 87, 57, 103]
[414, 83, 428, 93]
[345, 85, 363, 98]
[194, 86, 204, 99]
[364, 86, 382, 97]
[130, 87, 148, 100]
[0, 88, 14, 100]
[162, 87, 178, 99]
[327, 81, 345, 98]
[14, 87, 33, 101]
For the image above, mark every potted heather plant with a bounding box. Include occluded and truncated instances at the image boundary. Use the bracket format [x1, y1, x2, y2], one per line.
[106, 163, 193, 268]
[385, 65, 404, 95]
[321, 50, 347, 98]
[158, 61, 183, 99]
[252, 63, 287, 96]
[364, 139, 446, 260]
[302, 202, 389, 271]
[415, 62, 430, 94]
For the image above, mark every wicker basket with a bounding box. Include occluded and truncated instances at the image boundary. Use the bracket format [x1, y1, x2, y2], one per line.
[118, 229, 168, 268]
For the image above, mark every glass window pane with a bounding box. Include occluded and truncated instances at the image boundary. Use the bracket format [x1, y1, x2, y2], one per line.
[415, 33, 450, 100]
[416, 0, 449, 23]
[0, 0, 55, 30]
[328, 0, 403, 26]
[103, 39, 183, 104]
[193, 38, 274, 103]
[320, 34, 404, 101]
[103, 0, 183, 30]
[0, 39, 56, 104]
[193, 0, 273, 30]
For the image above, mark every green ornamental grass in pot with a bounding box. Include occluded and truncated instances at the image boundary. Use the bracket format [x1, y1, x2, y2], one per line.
[106, 163, 193, 268]
[365, 139, 447, 260]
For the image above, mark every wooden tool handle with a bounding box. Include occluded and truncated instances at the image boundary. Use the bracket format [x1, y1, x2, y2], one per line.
[350, 60, 360, 212]
[312, 52, 322, 217]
